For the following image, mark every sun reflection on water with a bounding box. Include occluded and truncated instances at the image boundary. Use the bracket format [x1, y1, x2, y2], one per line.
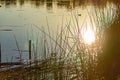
[81, 16, 96, 45]
[82, 25, 95, 44]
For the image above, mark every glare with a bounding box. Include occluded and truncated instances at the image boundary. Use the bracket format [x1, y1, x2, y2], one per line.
[82, 25, 95, 44]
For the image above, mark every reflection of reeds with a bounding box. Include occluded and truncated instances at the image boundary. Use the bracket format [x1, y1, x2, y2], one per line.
[13, 33, 22, 61]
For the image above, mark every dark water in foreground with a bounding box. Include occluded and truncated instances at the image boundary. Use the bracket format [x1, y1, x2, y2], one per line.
[0, 0, 119, 62]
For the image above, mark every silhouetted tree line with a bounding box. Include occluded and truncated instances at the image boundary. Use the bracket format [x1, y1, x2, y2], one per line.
[0, 0, 119, 9]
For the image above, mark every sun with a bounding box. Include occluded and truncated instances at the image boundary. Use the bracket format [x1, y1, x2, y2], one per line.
[81, 25, 95, 45]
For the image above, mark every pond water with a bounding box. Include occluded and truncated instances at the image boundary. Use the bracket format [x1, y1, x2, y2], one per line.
[0, 0, 118, 62]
